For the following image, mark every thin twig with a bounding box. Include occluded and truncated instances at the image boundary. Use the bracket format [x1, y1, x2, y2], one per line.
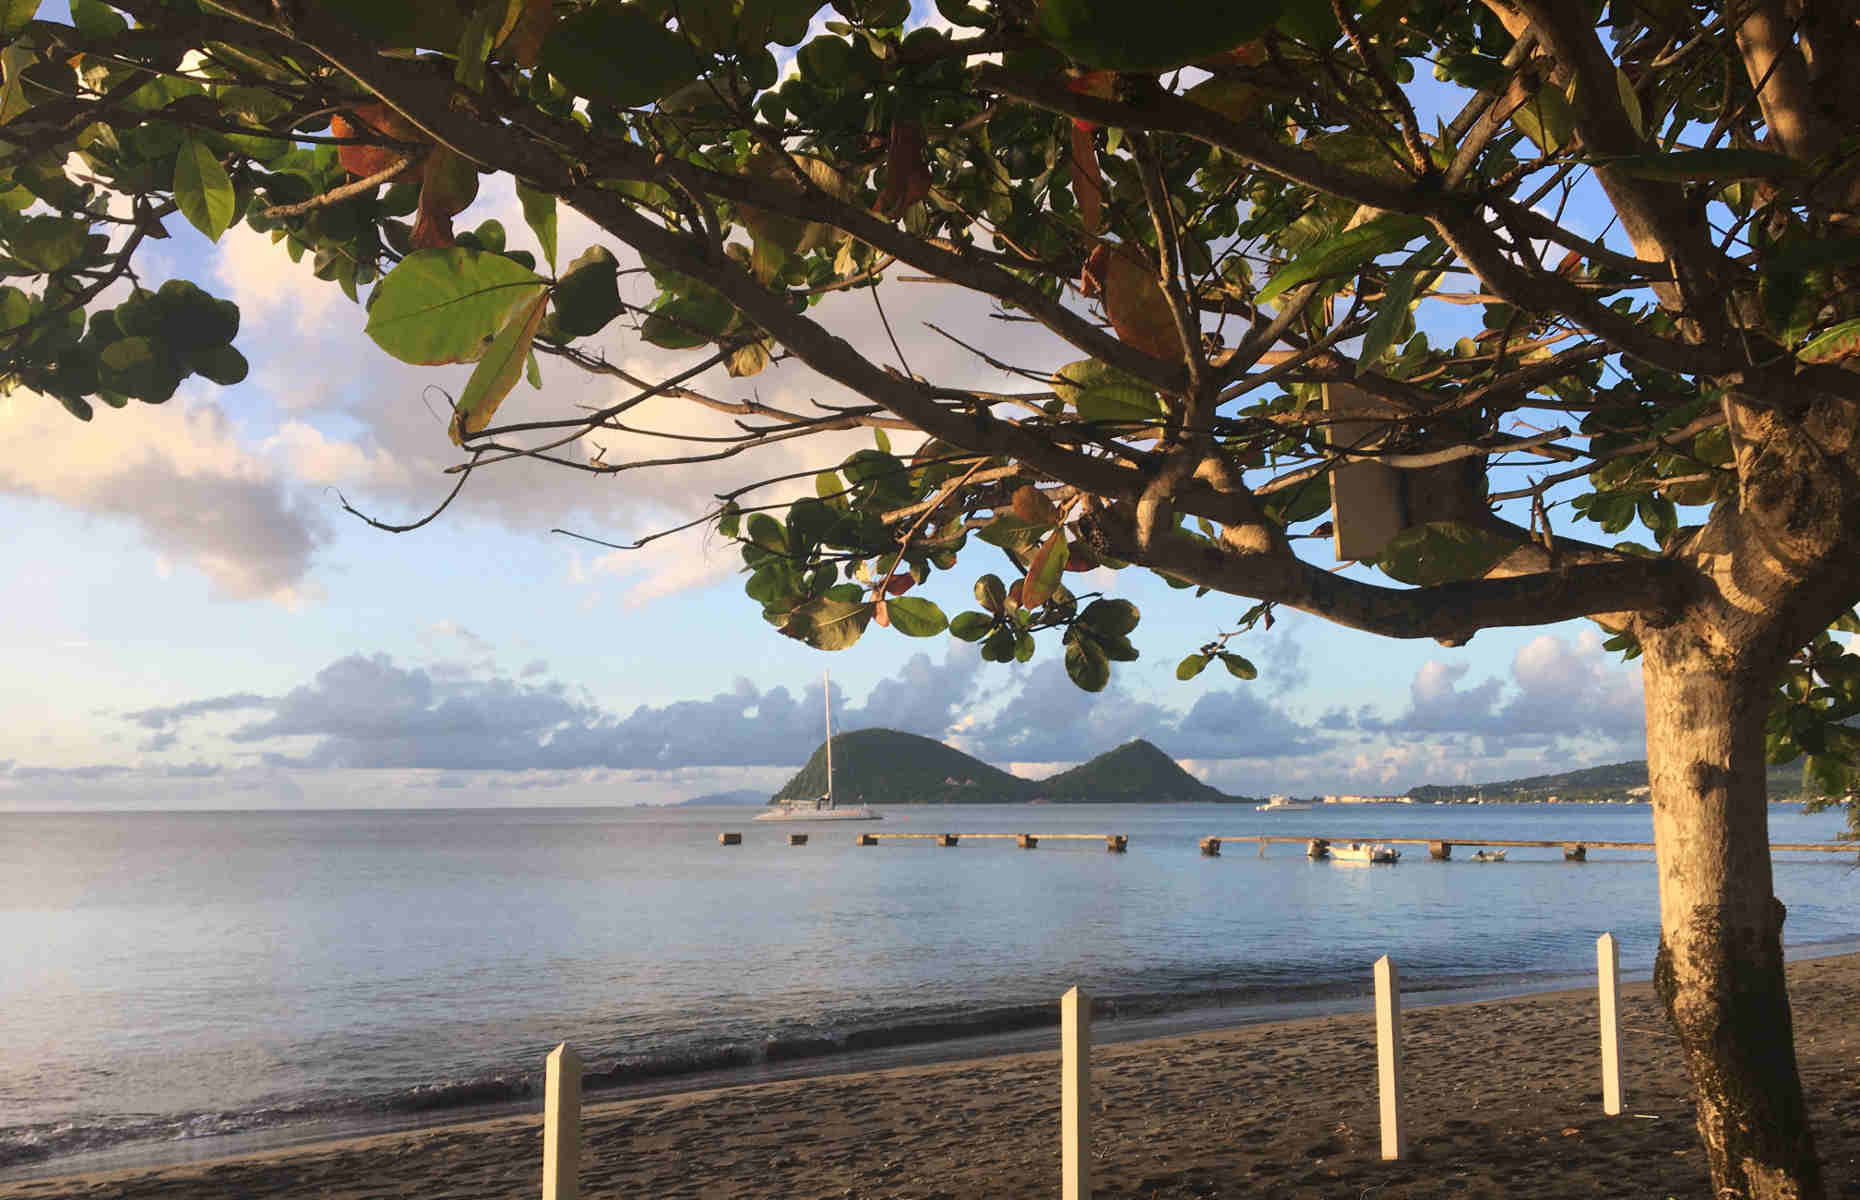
[261, 154, 414, 218]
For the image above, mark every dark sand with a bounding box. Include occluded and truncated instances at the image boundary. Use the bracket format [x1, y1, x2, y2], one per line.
[7, 953, 1860, 1198]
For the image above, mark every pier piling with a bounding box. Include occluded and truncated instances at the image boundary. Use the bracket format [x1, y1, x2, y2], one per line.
[937, 833, 960, 847]
[788, 833, 808, 846]
[1564, 843, 1588, 861]
[1061, 986, 1091, 1200]
[1374, 956, 1405, 1160]
[542, 1042, 582, 1200]
[1307, 838, 1330, 860]
[1106, 835, 1128, 853]
[1598, 932, 1622, 1115]
[1199, 837, 1221, 857]
[856, 833, 877, 846]
[1428, 840, 1452, 860]
[717, 831, 741, 846]
[1017, 834, 1039, 849]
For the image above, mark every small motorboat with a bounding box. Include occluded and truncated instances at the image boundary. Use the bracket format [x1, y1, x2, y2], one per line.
[1471, 848, 1508, 862]
[1330, 840, 1400, 863]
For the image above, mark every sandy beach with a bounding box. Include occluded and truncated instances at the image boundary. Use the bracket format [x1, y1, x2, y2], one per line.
[7, 953, 1860, 1199]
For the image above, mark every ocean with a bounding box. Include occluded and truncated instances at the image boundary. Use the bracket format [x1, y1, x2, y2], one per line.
[4, 801, 1857, 1179]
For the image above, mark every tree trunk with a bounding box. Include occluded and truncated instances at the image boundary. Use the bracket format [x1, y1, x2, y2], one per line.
[1642, 629, 1823, 1200]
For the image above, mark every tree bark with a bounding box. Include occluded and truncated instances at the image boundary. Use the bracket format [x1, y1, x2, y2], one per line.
[1643, 629, 1823, 1200]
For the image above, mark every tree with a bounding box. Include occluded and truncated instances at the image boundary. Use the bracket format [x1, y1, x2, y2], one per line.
[3, 0, 1857, 1192]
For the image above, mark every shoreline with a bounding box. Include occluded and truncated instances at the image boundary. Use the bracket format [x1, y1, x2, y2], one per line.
[8, 952, 1860, 1198]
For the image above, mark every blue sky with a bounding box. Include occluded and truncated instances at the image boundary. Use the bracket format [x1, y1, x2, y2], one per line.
[0, 12, 1655, 810]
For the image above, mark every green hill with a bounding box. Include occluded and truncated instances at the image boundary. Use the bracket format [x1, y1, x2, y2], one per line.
[769, 730, 1245, 805]
[1035, 738, 1242, 803]
[771, 728, 1030, 805]
[1408, 758, 1808, 803]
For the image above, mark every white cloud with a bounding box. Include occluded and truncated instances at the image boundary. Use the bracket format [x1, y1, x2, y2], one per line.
[0, 390, 330, 602]
[214, 225, 345, 333]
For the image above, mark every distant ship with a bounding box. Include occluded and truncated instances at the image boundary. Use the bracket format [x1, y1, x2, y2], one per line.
[1255, 795, 1314, 812]
[754, 671, 881, 822]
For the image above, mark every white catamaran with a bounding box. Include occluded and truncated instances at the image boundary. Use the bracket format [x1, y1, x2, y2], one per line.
[755, 672, 881, 821]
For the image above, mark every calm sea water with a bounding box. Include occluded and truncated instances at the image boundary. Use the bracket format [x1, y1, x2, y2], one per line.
[3, 801, 1857, 1177]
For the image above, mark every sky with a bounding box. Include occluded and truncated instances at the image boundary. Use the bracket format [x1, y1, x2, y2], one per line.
[0, 10, 1658, 811]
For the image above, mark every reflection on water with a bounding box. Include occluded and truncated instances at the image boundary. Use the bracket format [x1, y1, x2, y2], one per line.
[1, 801, 1854, 1173]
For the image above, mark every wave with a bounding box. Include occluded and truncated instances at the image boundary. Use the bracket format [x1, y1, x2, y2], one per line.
[0, 962, 1614, 1174]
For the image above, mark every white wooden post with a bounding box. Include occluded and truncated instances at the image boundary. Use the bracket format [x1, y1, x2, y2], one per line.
[1061, 986, 1091, 1200]
[1598, 932, 1622, 1116]
[1374, 955, 1405, 1160]
[543, 1042, 582, 1200]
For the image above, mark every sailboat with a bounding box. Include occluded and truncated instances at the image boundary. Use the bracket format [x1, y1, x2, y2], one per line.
[754, 672, 882, 821]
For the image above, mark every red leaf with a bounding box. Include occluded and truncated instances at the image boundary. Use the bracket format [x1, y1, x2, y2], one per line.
[877, 120, 932, 218]
[1198, 41, 1266, 69]
[1022, 528, 1071, 608]
[885, 573, 914, 596]
[331, 105, 422, 182]
[1081, 242, 1110, 299]
[1011, 484, 1060, 525]
[1064, 71, 1117, 132]
[412, 147, 480, 251]
[1069, 123, 1105, 234]
[1089, 243, 1177, 359]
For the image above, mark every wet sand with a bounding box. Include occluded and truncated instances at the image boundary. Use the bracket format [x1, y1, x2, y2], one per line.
[7, 953, 1860, 1198]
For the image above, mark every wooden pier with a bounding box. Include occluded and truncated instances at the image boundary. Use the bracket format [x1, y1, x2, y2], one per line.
[1215, 835, 1860, 860]
[851, 832, 1130, 851]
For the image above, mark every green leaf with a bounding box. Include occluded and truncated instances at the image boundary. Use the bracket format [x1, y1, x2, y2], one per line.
[1256, 214, 1430, 305]
[1015, 631, 1036, 662]
[367, 249, 549, 365]
[1218, 651, 1257, 680]
[950, 611, 994, 642]
[981, 627, 1016, 662]
[815, 470, 841, 499]
[873, 426, 891, 454]
[515, 182, 557, 270]
[68, 0, 125, 37]
[549, 246, 623, 340]
[975, 512, 1049, 551]
[1022, 529, 1070, 608]
[0, 0, 38, 38]
[182, 343, 249, 386]
[746, 512, 788, 555]
[1765, 237, 1860, 276]
[1798, 318, 1860, 365]
[640, 290, 735, 349]
[1359, 239, 1444, 367]
[454, 0, 501, 91]
[781, 597, 873, 651]
[727, 340, 770, 377]
[1064, 636, 1110, 692]
[1176, 652, 1211, 680]
[543, 5, 703, 109]
[450, 290, 547, 445]
[785, 496, 838, 549]
[1039, 0, 1286, 71]
[1510, 85, 1574, 153]
[974, 573, 1007, 614]
[1079, 598, 1139, 637]
[9, 216, 88, 273]
[1373, 520, 1515, 587]
[173, 137, 235, 243]
[885, 596, 948, 638]
[1053, 357, 1165, 424]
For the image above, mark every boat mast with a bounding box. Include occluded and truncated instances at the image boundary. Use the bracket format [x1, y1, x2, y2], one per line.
[823, 670, 833, 808]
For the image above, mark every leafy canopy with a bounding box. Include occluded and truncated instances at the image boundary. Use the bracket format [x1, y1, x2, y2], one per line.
[4, 0, 1860, 803]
